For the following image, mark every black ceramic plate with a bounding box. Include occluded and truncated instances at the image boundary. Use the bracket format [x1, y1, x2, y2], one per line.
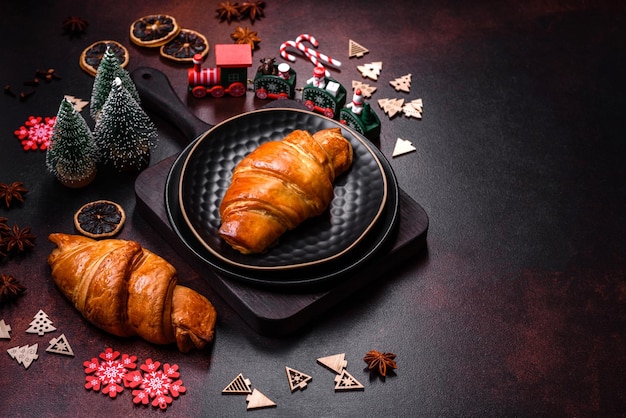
[165, 109, 400, 288]
[178, 108, 388, 270]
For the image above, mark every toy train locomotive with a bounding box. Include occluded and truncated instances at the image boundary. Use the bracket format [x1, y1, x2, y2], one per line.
[187, 44, 381, 140]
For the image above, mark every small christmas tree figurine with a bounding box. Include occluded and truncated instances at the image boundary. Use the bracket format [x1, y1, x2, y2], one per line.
[46, 97, 99, 188]
[90, 46, 140, 122]
[94, 77, 157, 172]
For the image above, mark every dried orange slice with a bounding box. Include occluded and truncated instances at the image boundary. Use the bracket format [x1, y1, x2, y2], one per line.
[160, 28, 209, 62]
[130, 14, 180, 47]
[79, 40, 129, 76]
[74, 200, 126, 238]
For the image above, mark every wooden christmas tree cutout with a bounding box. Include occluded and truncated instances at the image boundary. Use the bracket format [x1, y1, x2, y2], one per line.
[348, 39, 369, 58]
[285, 366, 313, 391]
[25, 309, 57, 336]
[378, 98, 405, 118]
[334, 369, 364, 391]
[390, 74, 412, 93]
[246, 388, 276, 410]
[64, 95, 89, 112]
[317, 353, 347, 374]
[46, 334, 75, 356]
[222, 373, 252, 394]
[0, 319, 11, 339]
[7, 344, 39, 369]
[352, 80, 377, 98]
[403, 98, 423, 119]
[357, 61, 383, 80]
[392, 138, 417, 157]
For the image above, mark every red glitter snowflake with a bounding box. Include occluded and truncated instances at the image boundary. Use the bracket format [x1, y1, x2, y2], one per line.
[14, 116, 56, 151]
[124, 359, 186, 410]
[83, 348, 137, 398]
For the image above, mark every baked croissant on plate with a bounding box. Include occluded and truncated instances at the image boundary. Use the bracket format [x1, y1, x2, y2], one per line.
[218, 127, 353, 254]
[47, 233, 217, 353]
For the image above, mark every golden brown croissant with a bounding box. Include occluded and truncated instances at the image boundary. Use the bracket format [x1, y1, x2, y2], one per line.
[47, 233, 217, 353]
[219, 127, 353, 254]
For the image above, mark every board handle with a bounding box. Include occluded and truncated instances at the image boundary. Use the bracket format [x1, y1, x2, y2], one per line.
[131, 66, 212, 141]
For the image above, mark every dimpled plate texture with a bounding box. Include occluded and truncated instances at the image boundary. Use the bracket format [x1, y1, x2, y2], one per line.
[178, 108, 387, 270]
[165, 117, 399, 287]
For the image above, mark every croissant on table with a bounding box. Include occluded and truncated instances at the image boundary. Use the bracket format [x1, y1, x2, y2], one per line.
[47, 233, 217, 353]
[219, 127, 353, 254]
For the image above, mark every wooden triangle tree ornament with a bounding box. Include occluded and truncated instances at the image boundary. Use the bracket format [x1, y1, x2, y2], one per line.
[357, 61, 383, 81]
[246, 388, 276, 410]
[317, 353, 348, 374]
[7, 344, 39, 369]
[349, 39, 369, 58]
[0, 319, 11, 339]
[334, 369, 365, 391]
[285, 366, 313, 391]
[390, 73, 412, 93]
[393, 138, 417, 157]
[46, 334, 75, 356]
[222, 373, 252, 394]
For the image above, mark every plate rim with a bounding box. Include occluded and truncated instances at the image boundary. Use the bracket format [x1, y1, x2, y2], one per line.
[177, 108, 388, 271]
[164, 132, 400, 288]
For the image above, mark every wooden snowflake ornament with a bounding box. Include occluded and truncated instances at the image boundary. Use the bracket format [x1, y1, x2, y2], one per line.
[25, 309, 56, 336]
[352, 80, 377, 98]
[357, 61, 382, 80]
[393, 138, 417, 157]
[246, 388, 276, 410]
[348, 39, 369, 58]
[222, 373, 252, 394]
[0, 319, 12, 339]
[317, 353, 348, 374]
[285, 366, 313, 391]
[46, 334, 75, 356]
[8, 344, 39, 369]
[334, 370, 364, 391]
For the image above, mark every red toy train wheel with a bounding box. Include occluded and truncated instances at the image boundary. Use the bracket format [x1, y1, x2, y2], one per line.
[210, 85, 225, 98]
[228, 82, 246, 97]
[304, 100, 315, 111]
[256, 88, 268, 99]
[323, 107, 335, 118]
[191, 86, 207, 98]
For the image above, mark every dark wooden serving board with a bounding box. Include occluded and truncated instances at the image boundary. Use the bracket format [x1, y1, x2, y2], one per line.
[131, 67, 429, 336]
[135, 155, 428, 336]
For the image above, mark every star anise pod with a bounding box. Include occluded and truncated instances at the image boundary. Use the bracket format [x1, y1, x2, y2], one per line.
[0, 274, 26, 304]
[3, 224, 36, 253]
[0, 216, 9, 233]
[216, 1, 241, 22]
[0, 182, 28, 208]
[62, 16, 88, 37]
[239, 1, 265, 22]
[363, 350, 397, 377]
[231, 26, 261, 49]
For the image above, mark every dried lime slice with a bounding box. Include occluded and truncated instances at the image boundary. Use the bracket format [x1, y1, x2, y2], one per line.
[130, 14, 180, 47]
[74, 200, 126, 238]
[79, 40, 129, 76]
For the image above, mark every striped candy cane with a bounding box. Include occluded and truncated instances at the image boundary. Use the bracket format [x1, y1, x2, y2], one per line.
[279, 40, 300, 62]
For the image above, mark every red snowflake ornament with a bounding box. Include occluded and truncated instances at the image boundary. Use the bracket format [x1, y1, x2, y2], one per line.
[83, 348, 137, 398]
[124, 359, 186, 410]
[14, 116, 56, 151]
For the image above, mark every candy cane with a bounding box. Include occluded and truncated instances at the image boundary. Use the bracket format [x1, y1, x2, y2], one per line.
[279, 40, 299, 62]
[295, 33, 319, 48]
[294, 33, 342, 69]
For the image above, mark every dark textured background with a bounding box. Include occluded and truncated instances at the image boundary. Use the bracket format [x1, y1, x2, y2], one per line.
[1, 1, 624, 416]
